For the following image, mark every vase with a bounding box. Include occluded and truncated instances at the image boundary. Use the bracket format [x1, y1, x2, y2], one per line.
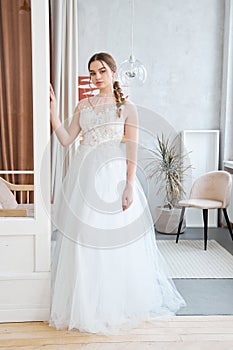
[155, 206, 186, 234]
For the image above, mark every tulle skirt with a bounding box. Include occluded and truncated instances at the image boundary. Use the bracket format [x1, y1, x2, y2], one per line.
[49, 142, 186, 334]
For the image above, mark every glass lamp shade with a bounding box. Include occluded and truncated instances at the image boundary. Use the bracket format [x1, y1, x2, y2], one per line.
[118, 55, 147, 87]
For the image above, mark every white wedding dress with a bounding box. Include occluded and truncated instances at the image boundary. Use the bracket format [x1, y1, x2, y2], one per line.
[49, 95, 186, 334]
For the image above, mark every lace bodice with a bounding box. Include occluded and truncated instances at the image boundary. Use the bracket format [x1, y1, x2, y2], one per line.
[78, 95, 126, 147]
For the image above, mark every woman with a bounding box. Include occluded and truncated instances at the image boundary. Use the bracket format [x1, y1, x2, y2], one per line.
[49, 52, 185, 334]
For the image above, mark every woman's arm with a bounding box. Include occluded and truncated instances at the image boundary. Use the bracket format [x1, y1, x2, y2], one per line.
[122, 101, 139, 211]
[50, 84, 81, 147]
[125, 101, 139, 185]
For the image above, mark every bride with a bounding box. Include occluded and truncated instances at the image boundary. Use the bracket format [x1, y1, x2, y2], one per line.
[49, 52, 186, 334]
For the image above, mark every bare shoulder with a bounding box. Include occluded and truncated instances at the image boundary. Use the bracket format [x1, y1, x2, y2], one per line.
[123, 99, 138, 121]
[76, 97, 91, 111]
[124, 99, 136, 107]
[72, 98, 90, 120]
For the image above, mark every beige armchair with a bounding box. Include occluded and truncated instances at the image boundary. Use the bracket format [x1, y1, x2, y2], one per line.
[176, 170, 233, 250]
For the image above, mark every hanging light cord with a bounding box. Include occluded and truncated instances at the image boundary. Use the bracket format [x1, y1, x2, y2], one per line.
[130, 0, 135, 61]
[119, 0, 147, 84]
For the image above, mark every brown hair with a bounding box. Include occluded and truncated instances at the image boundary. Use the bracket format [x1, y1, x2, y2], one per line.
[88, 52, 127, 117]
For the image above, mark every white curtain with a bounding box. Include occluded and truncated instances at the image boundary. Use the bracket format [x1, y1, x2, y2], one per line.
[220, 0, 233, 165]
[50, 0, 79, 203]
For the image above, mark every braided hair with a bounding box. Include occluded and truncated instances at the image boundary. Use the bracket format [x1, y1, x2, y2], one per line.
[88, 52, 127, 117]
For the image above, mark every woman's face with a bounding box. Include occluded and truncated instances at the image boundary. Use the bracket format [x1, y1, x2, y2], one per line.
[89, 60, 114, 90]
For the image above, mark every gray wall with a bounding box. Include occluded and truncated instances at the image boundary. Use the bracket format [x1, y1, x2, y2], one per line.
[78, 0, 225, 216]
[78, 0, 225, 133]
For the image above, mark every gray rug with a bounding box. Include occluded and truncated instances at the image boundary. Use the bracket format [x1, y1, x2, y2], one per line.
[175, 279, 233, 315]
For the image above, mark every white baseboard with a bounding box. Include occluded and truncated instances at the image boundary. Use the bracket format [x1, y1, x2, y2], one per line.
[0, 308, 50, 323]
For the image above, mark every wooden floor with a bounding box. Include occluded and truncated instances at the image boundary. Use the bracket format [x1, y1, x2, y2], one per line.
[1, 316, 233, 349]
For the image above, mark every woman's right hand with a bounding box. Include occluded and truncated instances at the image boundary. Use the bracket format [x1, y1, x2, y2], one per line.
[49, 83, 80, 146]
[122, 182, 134, 211]
[50, 83, 57, 123]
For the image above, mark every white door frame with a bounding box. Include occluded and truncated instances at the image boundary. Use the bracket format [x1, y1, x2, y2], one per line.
[0, 0, 51, 322]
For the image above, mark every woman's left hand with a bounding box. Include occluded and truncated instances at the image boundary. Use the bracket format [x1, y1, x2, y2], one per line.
[122, 182, 134, 211]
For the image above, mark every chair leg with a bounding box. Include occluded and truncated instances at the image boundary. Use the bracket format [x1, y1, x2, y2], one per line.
[176, 207, 185, 244]
[222, 208, 233, 241]
[202, 209, 208, 250]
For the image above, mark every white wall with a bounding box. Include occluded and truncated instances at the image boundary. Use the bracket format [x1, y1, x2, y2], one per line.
[78, 0, 224, 132]
[77, 0, 225, 220]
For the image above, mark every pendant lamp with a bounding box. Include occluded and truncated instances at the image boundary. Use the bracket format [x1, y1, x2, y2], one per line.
[118, 0, 147, 87]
